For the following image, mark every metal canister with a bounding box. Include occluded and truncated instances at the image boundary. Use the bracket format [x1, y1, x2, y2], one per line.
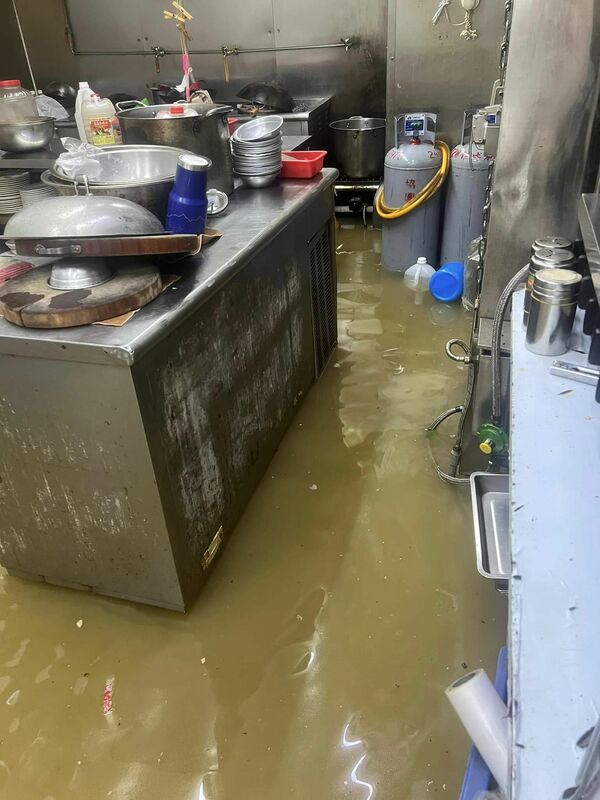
[525, 268, 582, 356]
[523, 247, 577, 326]
[531, 236, 573, 256]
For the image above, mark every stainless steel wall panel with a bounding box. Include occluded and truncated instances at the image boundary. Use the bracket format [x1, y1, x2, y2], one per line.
[67, 0, 145, 51]
[386, 0, 506, 145]
[273, 0, 387, 116]
[0, 0, 383, 116]
[479, 0, 600, 318]
[1, 0, 504, 131]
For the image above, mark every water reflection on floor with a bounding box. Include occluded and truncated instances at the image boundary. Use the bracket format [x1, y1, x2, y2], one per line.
[0, 223, 506, 799]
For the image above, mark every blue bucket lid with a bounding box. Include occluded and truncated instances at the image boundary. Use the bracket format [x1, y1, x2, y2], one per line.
[430, 262, 463, 303]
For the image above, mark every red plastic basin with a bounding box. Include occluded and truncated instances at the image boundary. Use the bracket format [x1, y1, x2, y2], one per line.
[280, 150, 327, 179]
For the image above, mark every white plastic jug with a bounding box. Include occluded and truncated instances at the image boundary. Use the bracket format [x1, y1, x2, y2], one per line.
[404, 257, 435, 304]
[74, 82, 93, 141]
[81, 94, 121, 146]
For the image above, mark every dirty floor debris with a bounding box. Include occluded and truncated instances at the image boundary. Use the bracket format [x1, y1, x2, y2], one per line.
[0, 224, 505, 799]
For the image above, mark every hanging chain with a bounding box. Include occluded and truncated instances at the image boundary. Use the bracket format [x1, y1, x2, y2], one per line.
[498, 0, 513, 87]
[476, 0, 514, 277]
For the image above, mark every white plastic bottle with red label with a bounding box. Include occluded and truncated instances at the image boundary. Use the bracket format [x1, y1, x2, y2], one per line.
[75, 84, 121, 146]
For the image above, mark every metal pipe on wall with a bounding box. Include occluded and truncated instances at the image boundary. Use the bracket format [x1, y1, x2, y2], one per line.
[61, 0, 353, 60]
[11, 0, 37, 93]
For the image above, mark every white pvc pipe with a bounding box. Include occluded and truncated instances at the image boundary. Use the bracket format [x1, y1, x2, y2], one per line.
[445, 669, 509, 797]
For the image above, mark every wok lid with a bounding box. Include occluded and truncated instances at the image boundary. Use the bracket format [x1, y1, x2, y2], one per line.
[4, 195, 164, 239]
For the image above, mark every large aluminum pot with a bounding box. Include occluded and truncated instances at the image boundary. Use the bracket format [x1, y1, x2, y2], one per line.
[40, 169, 174, 221]
[116, 101, 234, 194]
[330, 116, 386, 179]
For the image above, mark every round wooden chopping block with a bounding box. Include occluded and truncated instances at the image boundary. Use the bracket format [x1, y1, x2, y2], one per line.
[0, 261, 163, 328]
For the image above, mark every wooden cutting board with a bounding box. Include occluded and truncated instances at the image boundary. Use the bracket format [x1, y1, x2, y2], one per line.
[0, 262, 162, 328]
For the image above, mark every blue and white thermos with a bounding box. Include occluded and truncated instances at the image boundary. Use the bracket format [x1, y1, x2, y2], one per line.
[166, 154, 212, 235]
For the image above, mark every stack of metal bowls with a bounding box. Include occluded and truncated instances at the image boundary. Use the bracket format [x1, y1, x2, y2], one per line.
[231, 116, 283, 188]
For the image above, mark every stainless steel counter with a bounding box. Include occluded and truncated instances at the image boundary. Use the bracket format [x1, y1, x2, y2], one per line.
[0, 170, 337, 365]
[0, 170, 338, 611]
[510, 290, 600, 798]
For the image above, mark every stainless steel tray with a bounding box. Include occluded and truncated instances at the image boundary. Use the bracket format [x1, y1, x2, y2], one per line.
[470, 472, 510, 582]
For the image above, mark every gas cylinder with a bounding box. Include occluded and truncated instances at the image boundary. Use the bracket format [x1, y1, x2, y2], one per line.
[382, 113, 443, 272]
[439, 141, 492, 266]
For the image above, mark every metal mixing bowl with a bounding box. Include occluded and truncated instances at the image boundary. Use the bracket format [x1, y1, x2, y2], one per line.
[0, 117, 55, 153]
[50, 144, 194, 186]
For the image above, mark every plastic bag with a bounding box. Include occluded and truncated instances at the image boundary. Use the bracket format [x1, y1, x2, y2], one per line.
[474, 792, 504, 800]
[35, 94, 69, 120]
[55, 138, 105, 181]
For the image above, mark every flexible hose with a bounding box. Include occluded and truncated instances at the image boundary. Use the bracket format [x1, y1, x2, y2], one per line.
[491, 264, 529, 423]
[425, 415, 471, 486]
[453, 360, 476, 456]
[426, 405, 463, 431]
[375, 141, 451, 220]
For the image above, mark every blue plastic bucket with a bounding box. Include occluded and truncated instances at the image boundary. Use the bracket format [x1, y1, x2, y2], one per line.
[430, 261, 464, 303]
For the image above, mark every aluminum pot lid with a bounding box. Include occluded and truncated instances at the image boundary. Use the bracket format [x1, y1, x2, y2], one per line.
[4, 195, 164, 240]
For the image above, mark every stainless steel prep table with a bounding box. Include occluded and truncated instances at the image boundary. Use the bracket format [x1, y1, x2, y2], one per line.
[0, 170, 338, 611]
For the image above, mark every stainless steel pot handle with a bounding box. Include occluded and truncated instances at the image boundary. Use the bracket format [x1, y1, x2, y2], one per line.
[115, 100, 146, 113]
[204, 105, 234, 118]
[34, 243, 83, 256]
[72, 175, 91, 196]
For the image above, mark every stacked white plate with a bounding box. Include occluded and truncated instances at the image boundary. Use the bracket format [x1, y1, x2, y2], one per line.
[231, 116, 283, 188]
[20, 182, 57, 208]
[0, 170, 30, 214]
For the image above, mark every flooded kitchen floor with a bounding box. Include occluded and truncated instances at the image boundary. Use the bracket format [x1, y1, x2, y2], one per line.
[0, 223, 506, 800]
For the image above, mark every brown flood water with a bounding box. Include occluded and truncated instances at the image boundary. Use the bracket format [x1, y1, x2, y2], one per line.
[0, 224, 506, 799]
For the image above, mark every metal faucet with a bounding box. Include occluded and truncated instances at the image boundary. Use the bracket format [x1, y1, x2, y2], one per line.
[152, 46, 166, 73]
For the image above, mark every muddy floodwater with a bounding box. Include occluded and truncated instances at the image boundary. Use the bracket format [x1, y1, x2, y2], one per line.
[0, 224, 506, 799]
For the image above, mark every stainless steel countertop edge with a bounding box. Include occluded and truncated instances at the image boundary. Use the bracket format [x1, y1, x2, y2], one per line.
[0, 169, 338, 366]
